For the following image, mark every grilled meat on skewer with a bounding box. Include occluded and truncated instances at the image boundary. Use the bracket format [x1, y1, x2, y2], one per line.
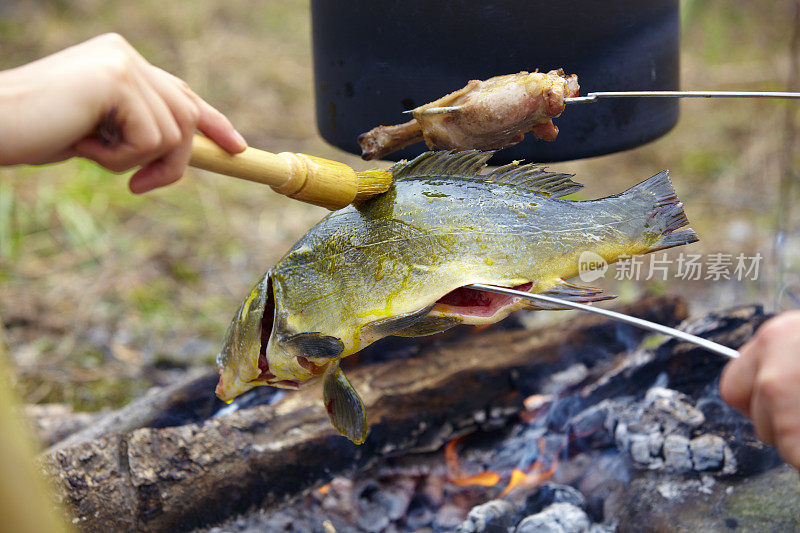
[358, 69, 579, 160]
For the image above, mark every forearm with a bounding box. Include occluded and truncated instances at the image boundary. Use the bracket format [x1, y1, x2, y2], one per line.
[0, 53, 107, 166]
[0, 66, 31, 165]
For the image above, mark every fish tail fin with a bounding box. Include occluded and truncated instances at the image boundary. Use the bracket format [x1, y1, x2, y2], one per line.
[621, 170, 699, 252]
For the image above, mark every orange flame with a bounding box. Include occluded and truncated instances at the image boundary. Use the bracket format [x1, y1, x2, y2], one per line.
[317, 483, 331, 495]
[444, 435, 561, 496]
[445, 436, 502, 487]
[499, 468, 530, 497]
[444, 436, 466, 477]
[498, 438, 560, 497]
[498, 459, 558, 497]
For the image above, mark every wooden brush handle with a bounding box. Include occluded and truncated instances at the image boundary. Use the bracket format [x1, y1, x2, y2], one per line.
[189, 134, 357, 210]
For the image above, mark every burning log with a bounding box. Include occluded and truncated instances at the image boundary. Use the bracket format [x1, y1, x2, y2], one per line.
[227, 304, 782, 532]
[44, 296, 686, 532]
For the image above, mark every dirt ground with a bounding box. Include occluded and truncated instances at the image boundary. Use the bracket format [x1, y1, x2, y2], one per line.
[0, 0, 798, 411]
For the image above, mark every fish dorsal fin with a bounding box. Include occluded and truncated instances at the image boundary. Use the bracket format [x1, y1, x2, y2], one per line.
[389, 151, 583, 198]
[489, 162, 583, 198]
[323, 363, 368, 444]
[390, 150, 495, 181]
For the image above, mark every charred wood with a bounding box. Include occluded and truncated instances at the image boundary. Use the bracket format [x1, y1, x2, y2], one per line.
[45, 296, 687, 532]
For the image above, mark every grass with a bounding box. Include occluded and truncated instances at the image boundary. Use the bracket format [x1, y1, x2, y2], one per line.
[0, 0, 799, 411]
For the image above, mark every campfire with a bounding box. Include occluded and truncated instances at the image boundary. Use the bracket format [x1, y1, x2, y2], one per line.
[40, 296, 798, 532]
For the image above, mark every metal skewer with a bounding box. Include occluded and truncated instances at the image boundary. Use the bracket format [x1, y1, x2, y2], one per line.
[404, 105, 462, 115]
[468, 283, 740, 359]
[565, 90, 800, 105]
[407, 90, 800, 115]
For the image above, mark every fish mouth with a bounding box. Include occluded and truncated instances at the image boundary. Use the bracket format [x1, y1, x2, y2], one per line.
[432, 282, 533, 320]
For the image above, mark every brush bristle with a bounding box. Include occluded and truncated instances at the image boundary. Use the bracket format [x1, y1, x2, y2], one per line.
[353, 170, 393, 203]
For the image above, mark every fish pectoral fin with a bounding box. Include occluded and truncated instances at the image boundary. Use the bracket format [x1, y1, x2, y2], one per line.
[525, 280, 616, 310]
[282, 332, 345, 360]
[393, 315, 462, 337]
[323, 364, 368, 445]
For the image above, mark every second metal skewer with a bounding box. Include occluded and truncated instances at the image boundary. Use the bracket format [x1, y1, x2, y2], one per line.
[409, 90, 800, 116]
[468, 284, 740, 359]
[565, 90, 800, 105]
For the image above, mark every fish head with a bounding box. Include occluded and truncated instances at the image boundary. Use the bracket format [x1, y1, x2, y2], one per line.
[215, 273, 271, 401]
[215, 271, 345, 402]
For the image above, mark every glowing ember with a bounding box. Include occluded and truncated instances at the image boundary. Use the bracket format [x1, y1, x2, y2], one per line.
[317, 483, 331, 495]
[520, 393, 554, 423]
[449, 471, 501, 487]
[523, 393, 552, 412]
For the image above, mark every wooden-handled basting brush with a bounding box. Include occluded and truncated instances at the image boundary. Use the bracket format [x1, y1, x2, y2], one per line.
[189, 134, 392, 210]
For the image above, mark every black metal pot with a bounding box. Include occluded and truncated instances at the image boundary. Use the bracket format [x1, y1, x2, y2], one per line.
[311, 0, 679, 163]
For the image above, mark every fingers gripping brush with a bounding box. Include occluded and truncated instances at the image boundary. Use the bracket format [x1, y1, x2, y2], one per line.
[189, 134, 392, 210]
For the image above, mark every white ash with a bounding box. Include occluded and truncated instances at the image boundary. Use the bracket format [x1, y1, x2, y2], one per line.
[690, 434, 726, 471]
[629, 433, 663, 468]
[515, 502, 591, 533]
[663, 434, 693, 471]
[697, 473, 717, 495]
[644, 387, 705, 428]
[522, 482, 586, 515]
[355, 478, 414, 525]
[435, 503, 469, 531]
[656, 481, 685, 500]
[607, 384, 737, 473]
[721, 443, 738, 474]
[655, 474, 720, 501]
[588, 525, 616, 533]
[540, 364, 589, 394]
[457, 499, 518, 533]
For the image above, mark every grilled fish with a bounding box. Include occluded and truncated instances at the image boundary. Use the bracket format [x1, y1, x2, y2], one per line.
[358, 69, 579, 160]
[216, 151, 698, 444]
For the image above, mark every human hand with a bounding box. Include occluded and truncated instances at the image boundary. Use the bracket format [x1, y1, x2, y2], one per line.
[719, 310, 800, 470]
[0, 33, 247, 193]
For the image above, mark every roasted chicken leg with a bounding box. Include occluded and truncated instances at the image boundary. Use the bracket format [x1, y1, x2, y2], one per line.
[358, 69, 579, 160]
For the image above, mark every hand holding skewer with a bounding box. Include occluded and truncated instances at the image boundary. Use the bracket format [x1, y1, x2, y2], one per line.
[720, 311, 800, 471]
